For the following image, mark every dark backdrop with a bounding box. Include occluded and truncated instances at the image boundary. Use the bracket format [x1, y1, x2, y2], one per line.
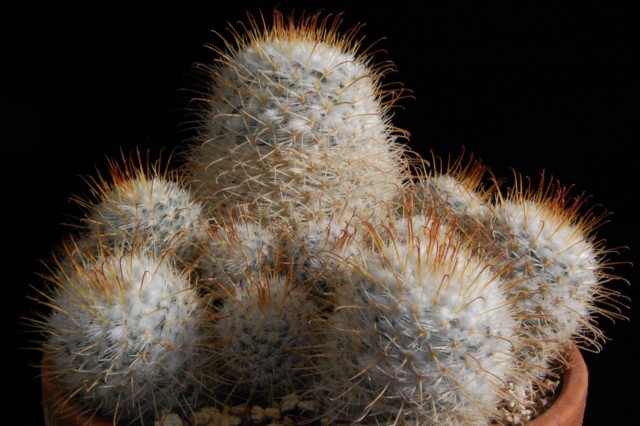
[3, 2, 638, 424]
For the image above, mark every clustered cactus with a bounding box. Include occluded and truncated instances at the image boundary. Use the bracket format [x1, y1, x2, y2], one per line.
[32, 10, 627, 426]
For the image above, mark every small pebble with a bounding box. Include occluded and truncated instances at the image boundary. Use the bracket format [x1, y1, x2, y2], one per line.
[218, 414, 242, 426]
[265, 407, 281, 420]
[230, 404, 248, 416]
[155, 413, 184, 426]
[282, 416, 295, 426]
[188, 410, 211, 426]
[251, 405, 266, 423]
[197, 407, 223, 426]
[280, 393, 298, 413]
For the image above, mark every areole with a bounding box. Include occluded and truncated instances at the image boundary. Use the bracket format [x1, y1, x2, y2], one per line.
[41, 345, 588, 426]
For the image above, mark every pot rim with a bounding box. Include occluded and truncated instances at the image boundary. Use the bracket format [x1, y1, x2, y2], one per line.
[529, 344, 588, 426]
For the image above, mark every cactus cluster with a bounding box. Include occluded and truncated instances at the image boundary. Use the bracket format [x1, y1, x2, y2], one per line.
[32, 9, 627, 426]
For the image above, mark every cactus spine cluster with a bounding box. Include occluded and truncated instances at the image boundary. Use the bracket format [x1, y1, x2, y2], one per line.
[33, 9, 627, 426]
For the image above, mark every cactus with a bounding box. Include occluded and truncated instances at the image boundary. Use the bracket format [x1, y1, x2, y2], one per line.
[411, 157, 627, 378]
[207, 267, 320, 406]
[198, 217, 279, 290]
[31, 9, 629, 426]
[486, 174, 625, 375]
[407, 152, 492, 238]
[314, 209, 521, 425]
[285, 214, 366, 297]
[185, 10, 409, 224]
[74, 151, 208, 267]
[408, 165, 628, 417]
[37, 242, 212, 425]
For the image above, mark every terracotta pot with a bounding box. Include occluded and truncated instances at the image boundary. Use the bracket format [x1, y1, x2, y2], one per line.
[41, 346, 588, 426]
[529, 344, 588, 426]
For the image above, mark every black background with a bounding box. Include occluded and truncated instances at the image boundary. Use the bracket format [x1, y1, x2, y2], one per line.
[3, 1, 638, 424]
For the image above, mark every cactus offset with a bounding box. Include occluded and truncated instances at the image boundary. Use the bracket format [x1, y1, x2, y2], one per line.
[208, 268, 321, 406]
[74, 151, 208, 267]
[315, 209, 520, 425]
[186, 10, 409, 224]
[199, 217, 280, 290]
[286, 214, 366, 297]
[487, 174, 626, 375]
[408, 152, 492, 237]
[37, 242, 211, 425]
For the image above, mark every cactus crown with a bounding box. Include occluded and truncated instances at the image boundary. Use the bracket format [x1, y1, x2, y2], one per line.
[203, 10, 399, 108]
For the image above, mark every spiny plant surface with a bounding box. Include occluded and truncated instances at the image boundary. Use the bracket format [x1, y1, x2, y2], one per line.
[74, 151, 208, 266]
[409, 152, 491, 235]
[285, 214, 366, 296]
[36, 244, 211, 425]
[208, 267, 321, 407]
[314, 209, 521, 426]
[196, 213, 289, 295]
[186, 10, 410, 224]
[486, 174, 626, 379]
